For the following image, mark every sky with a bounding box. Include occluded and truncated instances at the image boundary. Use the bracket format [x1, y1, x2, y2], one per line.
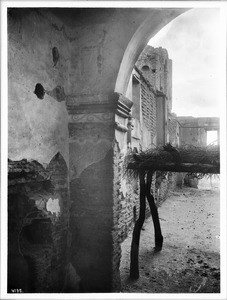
[148, 8, 224, 118]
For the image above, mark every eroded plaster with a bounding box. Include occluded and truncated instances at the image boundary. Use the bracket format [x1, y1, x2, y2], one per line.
[46, 197, 61, 217]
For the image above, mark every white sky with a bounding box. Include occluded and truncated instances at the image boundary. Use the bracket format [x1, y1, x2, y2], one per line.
[148, 8, 223, 118]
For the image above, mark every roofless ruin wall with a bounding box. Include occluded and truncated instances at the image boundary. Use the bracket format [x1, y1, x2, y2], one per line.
[115, 45, 178, 254]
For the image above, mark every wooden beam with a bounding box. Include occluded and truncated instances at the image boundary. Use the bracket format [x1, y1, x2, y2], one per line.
[127, 162, 220, 174]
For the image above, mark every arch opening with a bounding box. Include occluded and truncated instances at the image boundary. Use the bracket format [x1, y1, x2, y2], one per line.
[117, 7, 221, 293]
[114, 8, 189, 96]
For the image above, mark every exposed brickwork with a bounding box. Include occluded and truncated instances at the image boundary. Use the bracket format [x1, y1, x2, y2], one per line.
[112, 143, 127, 291]
[115, 153, 140, 244]
[114, 46, 178, 257]
[112, 142, 155, 290]
[8, 153, 71, 293]
[136, 45, 172, 110]
[155, 172, 177, 206]
[141, 81, 156, 140]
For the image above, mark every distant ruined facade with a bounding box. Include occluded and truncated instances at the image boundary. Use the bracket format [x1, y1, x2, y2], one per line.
[177, 116, 220, 147]
[176, 116, 220, 188]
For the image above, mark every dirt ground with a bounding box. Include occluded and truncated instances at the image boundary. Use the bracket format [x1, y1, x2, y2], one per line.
[120, 177, 220, 293]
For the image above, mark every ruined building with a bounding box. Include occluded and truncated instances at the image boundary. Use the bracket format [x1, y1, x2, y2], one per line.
[177, 116, 220, 147]
[116, 45, 177, 243]
[7, 8, 187, 293]
[176, 116, 220, 187]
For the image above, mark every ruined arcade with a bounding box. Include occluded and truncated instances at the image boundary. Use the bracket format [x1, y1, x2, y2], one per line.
[6, 6, 221, 294]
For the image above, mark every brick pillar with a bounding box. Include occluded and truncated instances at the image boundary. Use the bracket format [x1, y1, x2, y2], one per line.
[67, 93, 132, 292]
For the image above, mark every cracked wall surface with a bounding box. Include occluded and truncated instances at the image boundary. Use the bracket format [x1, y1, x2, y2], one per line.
[8, 9, 70, 166]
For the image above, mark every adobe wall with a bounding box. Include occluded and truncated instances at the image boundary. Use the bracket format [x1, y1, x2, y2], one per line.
[178, 116, 220, 147]
[177, 116, 220, 188]
[8, 9, 70, 166]
[136, 45, 172, 111]
[8, 8, 117, 292]
[141, 78, 157, 147]
[180, 127, 207, 147]
[115, 71, 157, 247]
[8, 154, 72, 293]
[115, 46, 178, 260]
[137, 47, 178, 205]
[8, 9, 73, 293]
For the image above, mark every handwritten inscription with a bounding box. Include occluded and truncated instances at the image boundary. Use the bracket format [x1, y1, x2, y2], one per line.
[11, 288, 23, 293]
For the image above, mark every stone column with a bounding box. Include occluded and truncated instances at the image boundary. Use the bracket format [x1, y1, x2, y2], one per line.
[67, 92, 132, 292]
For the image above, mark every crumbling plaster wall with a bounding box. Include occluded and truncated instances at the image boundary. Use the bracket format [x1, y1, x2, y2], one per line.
[8, 9, 70, 166]
[8, 9, 75, 293]
[115, 69, 157, 246]
[7, 154, 75, 293]
[114, 46, 178, 250]
[8, 9, 116, 291]
[114, 60, 155, 252]
[136, 45, 172, 110]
